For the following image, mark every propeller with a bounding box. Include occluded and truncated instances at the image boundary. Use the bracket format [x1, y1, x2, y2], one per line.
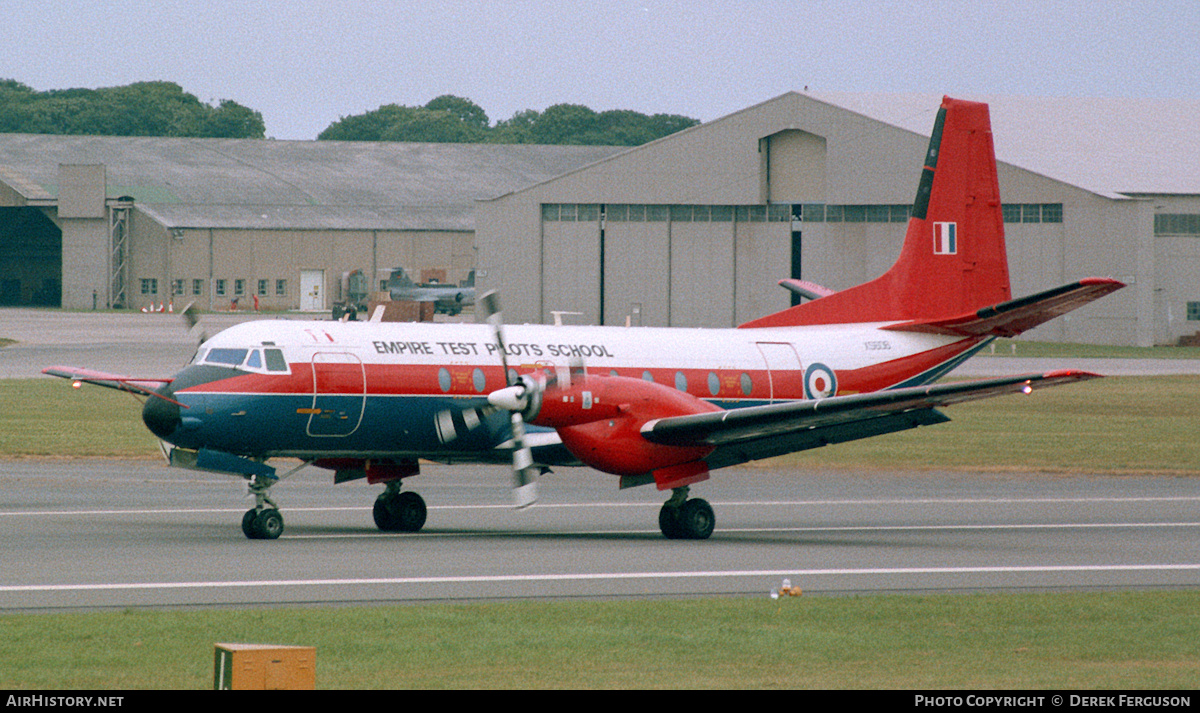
[480, 291, 539, 509]
[180, 301, 207, 349]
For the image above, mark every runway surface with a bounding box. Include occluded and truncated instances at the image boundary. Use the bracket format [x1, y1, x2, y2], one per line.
[3, 309, 1199, 611]
[2, 459, 1197, 611]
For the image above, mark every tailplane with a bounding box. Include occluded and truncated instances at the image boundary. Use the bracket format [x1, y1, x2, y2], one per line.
[741, 97, 1012, 329]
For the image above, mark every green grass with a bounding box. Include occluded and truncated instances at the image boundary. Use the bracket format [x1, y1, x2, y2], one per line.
[772, 375, 1200, 474]
[1, 593, 1197, 689]
[0, 379, 162, 457]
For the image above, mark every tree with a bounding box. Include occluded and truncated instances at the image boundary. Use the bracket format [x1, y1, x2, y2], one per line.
[424, 95, 488, 129]
[0, 79, 265, 138]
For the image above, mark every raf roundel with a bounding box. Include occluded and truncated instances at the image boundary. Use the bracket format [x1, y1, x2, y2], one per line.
[804, 363, 837, 399]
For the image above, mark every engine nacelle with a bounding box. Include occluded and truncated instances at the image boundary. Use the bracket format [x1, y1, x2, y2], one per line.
[531, 375, 721, 477]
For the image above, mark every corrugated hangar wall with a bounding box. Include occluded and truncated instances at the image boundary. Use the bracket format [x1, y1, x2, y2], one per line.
[475, 93, 1186, 347]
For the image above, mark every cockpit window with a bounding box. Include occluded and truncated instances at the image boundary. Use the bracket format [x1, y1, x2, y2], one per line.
[206, 348, 248, 366]
[245, 349, 263, 369]
[264, 349, 288, 372]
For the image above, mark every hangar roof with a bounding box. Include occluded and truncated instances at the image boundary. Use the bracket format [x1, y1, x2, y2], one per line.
[0, 135, 625, 229]
[805, 92, 1200, 199]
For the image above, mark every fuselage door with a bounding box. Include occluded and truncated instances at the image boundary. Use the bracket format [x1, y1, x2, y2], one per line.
[755, 342, 803, 402]
[308, 351, 366, 437]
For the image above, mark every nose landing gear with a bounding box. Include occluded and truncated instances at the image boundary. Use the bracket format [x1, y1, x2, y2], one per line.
[242, 473, 283, 539]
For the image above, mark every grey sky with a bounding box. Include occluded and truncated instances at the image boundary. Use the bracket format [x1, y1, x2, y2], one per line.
[4, 0, 1197, 140]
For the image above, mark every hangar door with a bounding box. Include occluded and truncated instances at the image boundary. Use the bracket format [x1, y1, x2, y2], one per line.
[0, 207, 61, 306]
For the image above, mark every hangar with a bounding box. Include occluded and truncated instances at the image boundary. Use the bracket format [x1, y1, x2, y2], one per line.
[476, 92, 1200, 347]
[2, 92, 1198, 346]
[0, 136, 622, 312]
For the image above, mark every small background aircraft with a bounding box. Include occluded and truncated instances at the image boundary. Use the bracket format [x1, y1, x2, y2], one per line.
[387, 267, 475, 315]
[45, 97, 1122, 541]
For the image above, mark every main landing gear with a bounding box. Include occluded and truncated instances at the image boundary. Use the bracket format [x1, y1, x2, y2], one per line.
[373, 481, 428, 532]
[658, 486, 715, 540]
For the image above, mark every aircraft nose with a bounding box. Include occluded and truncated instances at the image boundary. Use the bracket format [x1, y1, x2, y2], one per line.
[142, 390, 182, 440]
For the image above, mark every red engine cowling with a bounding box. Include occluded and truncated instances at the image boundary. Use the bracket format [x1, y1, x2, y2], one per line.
[530, 375, 721, 477]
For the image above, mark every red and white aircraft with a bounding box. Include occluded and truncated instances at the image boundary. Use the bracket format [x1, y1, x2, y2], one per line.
[46, 97, 1123, 540]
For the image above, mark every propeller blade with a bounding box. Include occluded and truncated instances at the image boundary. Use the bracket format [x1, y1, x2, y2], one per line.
[509, 412, 538, 508]
[479, 290, 538, 508]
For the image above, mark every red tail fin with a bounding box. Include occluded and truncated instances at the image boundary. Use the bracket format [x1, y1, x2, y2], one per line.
[741, 97, 1011, 329]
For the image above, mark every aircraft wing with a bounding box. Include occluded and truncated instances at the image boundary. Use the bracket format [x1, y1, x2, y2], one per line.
[882, 278, 1125, 337]
[640, 370, 1098, 469]
[42, 366, 174, 400]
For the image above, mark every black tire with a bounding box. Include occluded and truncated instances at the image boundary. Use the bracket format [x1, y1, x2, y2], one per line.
[241, 509, 259, 539]
[373, 495, 401, 531]
[658, 503, 683, 539]
[677, 498, 715, 540]
[394, 491, 427, 532]
[252, 508, 284, 540]
[373, 491, 427, 532]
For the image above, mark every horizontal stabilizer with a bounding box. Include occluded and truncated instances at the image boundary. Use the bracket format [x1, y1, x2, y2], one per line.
[778, 279, 835, 301]
[882, 277, 1125, 337]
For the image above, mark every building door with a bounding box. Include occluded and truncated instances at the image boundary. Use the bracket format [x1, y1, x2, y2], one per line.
[300, 270, 324, 312]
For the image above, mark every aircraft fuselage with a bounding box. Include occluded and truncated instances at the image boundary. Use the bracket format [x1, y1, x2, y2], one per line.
[143, 318, 988, 466]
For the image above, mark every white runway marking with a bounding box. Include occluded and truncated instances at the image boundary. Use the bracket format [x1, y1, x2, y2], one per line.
[4, 563, 1200, 594]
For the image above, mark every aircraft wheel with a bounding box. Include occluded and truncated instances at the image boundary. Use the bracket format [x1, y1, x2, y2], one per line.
[676, 498, 715, 540]
[374, 491, 427, 532]
[241, 509, 257, 538]
[243, 508, 284, 540]
[658, 503, 683, 539]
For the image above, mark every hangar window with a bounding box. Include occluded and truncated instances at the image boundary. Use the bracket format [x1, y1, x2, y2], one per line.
[736, 205, 767, 222]
[670, 205, 692, 222]
[606, 204, 627, 221]
[866, 205, 890, 222]
[257, 280, 268, 296]
[234, 279, 245, 296]
[890, 205, 911, 222]
[824, 205, 843, 222]
[1042, 204, 1063, 223]
[140, 278, 157, 295]
[577, 204, 600, 222]
[625, 204, 645, 221]
[276, 279, 287, 296]
[843, 205, 867, 223]
[1156, 214, 1200, 236]
[171, 279, 184, 296]
[215, 279, 226, 296]
[710, 205, 733, 222]
[768, 204, 791, 221]
[1021, 204, 1042, 223]
[1188, 302, 1200, 321]
[542, 204, 560, 221]
[192, 279, 204, 296]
